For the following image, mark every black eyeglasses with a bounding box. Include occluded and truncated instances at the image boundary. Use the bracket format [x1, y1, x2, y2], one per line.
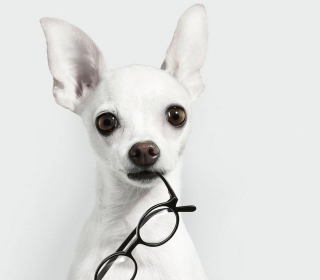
[94, 172, 196, 280]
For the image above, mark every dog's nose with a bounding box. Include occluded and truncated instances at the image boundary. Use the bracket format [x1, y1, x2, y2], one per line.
[129, 141, 160, 166]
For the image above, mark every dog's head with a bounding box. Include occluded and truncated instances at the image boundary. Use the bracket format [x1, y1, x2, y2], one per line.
[40, 5, 208, 187]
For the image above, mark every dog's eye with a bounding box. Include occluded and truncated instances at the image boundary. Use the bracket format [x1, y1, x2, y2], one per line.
[166, 106, 186, 127]
[96, 113, 118, 135]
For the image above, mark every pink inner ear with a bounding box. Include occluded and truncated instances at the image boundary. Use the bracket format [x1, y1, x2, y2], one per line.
[161, 60, 167, 70]
[74, 59, 100, 97]
[41, 17, 105, 111]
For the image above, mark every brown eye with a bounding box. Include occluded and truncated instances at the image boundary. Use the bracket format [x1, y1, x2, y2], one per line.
[166, 106, 186, 127]
[96, 113, 118, 135]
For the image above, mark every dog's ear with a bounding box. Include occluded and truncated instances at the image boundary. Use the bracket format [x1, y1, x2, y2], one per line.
[40, 18, 106, 112]
[161, 5, 208, 101]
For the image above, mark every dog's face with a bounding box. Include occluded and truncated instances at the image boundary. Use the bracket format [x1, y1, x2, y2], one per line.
[79, 65, 192, 186]
[40, 5, 207, 187]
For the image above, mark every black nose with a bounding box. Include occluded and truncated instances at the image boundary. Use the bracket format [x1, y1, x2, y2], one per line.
[129, 141, 160, 166]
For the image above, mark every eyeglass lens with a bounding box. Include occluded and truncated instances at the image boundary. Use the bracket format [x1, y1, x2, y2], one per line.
[97, 254, 135, 280]
[139, 206, 177, 244]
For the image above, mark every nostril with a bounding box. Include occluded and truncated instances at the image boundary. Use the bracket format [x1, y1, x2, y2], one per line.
[148, 147, 159, 156]
[130, 147, 140, 157]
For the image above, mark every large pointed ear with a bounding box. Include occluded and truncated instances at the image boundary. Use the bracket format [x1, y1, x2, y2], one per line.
[161, 5, 208, 101]
[40, 18, 106, 112]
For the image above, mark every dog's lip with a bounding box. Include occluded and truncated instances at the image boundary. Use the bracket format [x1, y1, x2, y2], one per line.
[127, 170, 162, 181]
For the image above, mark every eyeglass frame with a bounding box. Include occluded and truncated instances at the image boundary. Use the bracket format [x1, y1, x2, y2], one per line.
[94, 172, 196, 280]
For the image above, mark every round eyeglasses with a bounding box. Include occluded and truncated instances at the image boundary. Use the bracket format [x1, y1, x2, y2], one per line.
[94, 172, 196, 280]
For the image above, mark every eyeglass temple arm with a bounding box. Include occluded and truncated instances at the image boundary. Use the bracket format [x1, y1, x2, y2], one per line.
[156, 172, 177, 198]
[176, 205, 196, 212]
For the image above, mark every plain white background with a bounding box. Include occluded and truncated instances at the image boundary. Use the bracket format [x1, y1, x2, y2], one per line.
[1, 0, 319, 279]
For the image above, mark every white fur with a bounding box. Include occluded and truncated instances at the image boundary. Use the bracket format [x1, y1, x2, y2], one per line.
[41, 4, 208, 280]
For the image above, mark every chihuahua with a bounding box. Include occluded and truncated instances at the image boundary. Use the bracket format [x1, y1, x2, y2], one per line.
[40, 4, 208, 280]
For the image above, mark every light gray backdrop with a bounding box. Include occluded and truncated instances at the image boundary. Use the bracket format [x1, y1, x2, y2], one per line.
[1, 1, 320, 279]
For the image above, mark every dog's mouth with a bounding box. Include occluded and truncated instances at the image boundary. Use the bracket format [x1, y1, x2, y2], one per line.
[127, 170, 161, 182]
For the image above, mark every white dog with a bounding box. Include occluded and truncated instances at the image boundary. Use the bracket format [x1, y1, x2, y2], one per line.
[40, 4, 208, 280]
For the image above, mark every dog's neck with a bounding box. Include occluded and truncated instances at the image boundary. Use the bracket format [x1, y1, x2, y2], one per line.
[93, 160, 182, 229]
